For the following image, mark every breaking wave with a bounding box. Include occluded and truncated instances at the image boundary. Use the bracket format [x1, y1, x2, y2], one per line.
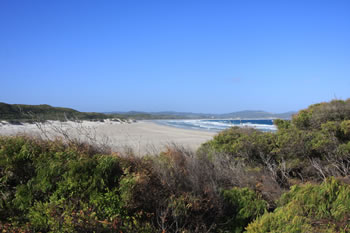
[154, 119, 277, 132]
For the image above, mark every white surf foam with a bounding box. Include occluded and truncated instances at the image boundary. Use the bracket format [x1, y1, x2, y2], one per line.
[156, 119, 277, 132]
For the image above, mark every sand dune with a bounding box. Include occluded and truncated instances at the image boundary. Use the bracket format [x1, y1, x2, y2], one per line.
[0, 120, 216, 155]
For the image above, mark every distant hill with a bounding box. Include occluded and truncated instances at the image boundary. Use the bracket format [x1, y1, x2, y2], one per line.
[105, 111, 197, 120]
[0, 102, 116, 122]
[108, 110, 296, 119]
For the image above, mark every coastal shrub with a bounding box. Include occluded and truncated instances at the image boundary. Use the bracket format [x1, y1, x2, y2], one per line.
[292, 99, 350, 130]
[273, 118, 291, 130]
[273, 124, 310, 159]
[199, 125, 308, 187]
[246, 178, 350, 232]
[199, 127, 276, 166]
[0, 136, 155, 232]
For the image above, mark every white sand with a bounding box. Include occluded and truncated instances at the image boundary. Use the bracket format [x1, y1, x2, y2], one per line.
[0, 120, 216, 155]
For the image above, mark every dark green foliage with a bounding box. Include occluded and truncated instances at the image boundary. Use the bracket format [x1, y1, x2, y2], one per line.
[222, 187, 267, 232]
[273, 118, 291, 130]
[341, 120, 350, 140]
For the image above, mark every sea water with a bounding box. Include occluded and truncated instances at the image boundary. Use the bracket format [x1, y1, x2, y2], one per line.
[154, 119, 277, 132]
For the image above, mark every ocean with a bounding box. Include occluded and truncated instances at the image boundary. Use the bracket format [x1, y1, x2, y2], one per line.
[154, 119, 277, 132]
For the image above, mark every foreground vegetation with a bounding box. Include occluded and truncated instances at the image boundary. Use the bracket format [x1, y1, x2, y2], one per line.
[1, 99, 350, 232]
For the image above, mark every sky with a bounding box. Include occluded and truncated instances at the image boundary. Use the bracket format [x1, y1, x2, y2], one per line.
[1, 0, 350, 113]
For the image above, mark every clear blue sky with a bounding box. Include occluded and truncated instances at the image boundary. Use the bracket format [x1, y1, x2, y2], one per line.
[1, 0, 349, 113]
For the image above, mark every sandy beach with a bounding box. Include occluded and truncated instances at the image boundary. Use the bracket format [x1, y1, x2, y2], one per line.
[0, 120, 216, 155]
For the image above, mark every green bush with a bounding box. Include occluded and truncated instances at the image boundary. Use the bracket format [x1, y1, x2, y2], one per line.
[199, 127, 276, 165]
[246, 178, 350, 232]
[0, 136, 154, 232]
[292, 99, 350, 130]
